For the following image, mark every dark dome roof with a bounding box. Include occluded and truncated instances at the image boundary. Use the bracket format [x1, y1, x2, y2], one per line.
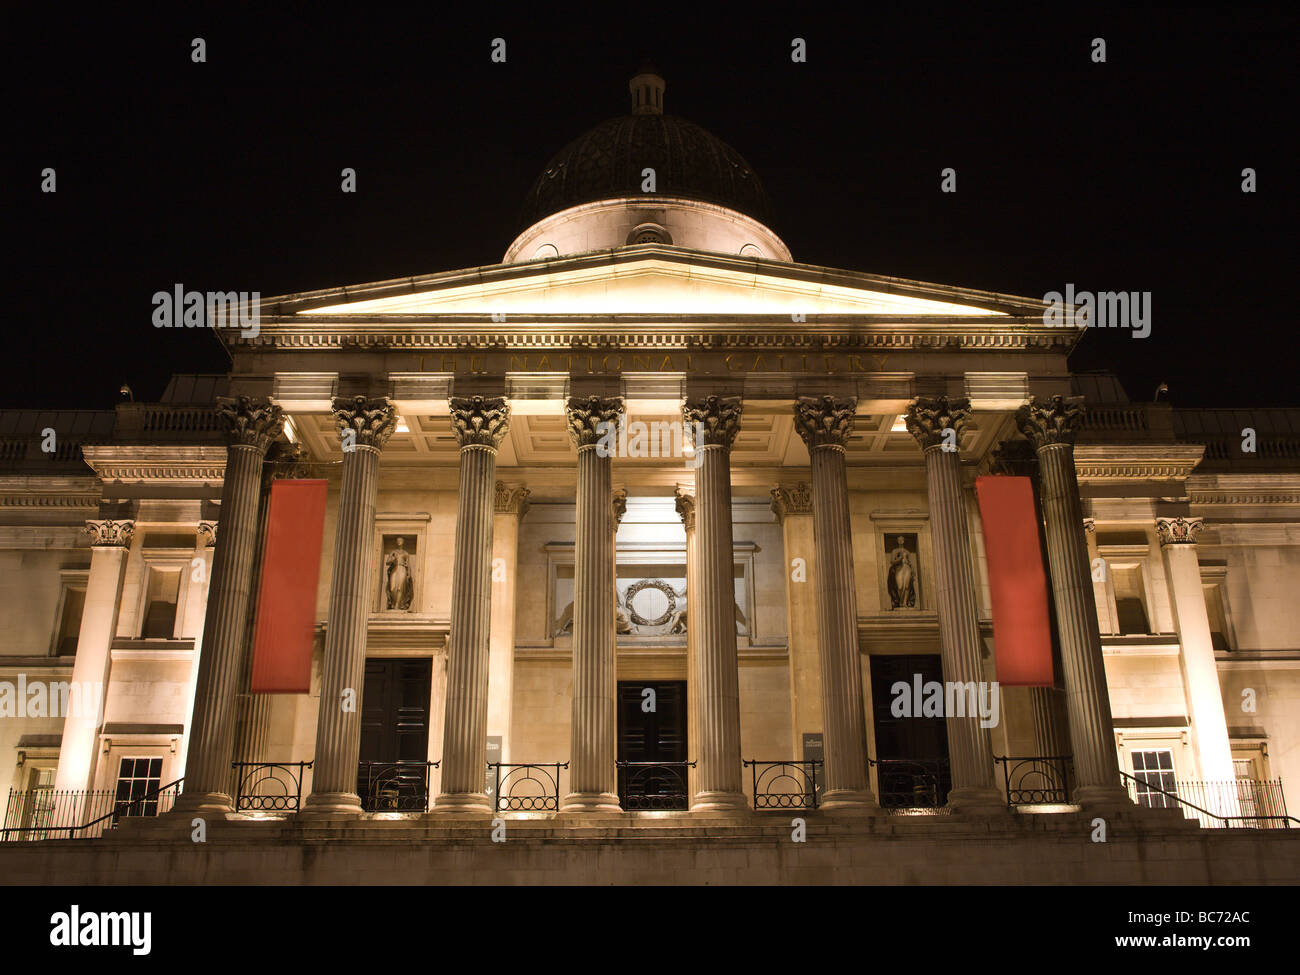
[519, 83, 774, 230]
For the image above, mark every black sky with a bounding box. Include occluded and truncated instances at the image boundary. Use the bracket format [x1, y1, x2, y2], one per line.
[5, 6, 1295, 410]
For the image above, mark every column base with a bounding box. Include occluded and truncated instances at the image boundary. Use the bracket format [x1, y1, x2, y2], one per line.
[433, 792, 493, 815]
[946, 786, 1011, 815]
[819, 789, 879, 813]
[1072, 784, 1135, 811]
[560, 792, 623, 813]
[168, 791, 234, 818]
[690, 790, 749, 813]
[298, 791, 364, 818]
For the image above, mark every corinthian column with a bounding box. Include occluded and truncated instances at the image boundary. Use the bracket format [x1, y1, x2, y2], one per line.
[54, 514, 135, 813]
[793, 397, 876, 811]
[771, 484, 822, 764]
[1156, 516, 1236, 787]
[433, 397, 510, 812]
[561, 396, 624, 812]
[488, 482, 529, 763]
[1015, 395, 1127, 806]
[301, 396, 397, 816]
[683, 395, 746, 811]
[904, 396, 1002, 810]
[172, 397, 283, 816]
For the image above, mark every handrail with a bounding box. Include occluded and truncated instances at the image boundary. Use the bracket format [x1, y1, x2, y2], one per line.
[1119, 770, 1300, 829]
[70, 778, 185, 839]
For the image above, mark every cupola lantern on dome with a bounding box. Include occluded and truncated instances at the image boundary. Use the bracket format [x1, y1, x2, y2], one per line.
[504, 67, 792, 264]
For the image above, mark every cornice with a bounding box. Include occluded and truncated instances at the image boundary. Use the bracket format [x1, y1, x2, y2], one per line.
[1073, 444, 1206, 482]
[80, 446, 227, 483]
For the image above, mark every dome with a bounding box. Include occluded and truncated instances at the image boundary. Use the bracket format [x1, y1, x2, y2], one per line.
[517, 70, 775, 231]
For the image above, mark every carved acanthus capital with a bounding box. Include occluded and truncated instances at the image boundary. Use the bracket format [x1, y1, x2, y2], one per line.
[904, 396, 972, 450]
[266, 440, 312, 480]
[792, 395, 855, 452]
[613, 488, 628, 526]
[495, 481, 531, 517]
[1015, 395, 1086, 449]
[683, 395, 743, 450]
[332, 396, 399, 452]
[1083, 518, 1096, 535]
[674, 488, 695, 532]
[84, 519, 135, 548]
[566, 396, 624, 450]
[1156, 516, 1204, 546]
[449, 396, 510, 450]
[216, 396, 284, 453]
[197, 522, 217, 547]
[771, 483, 813, 523]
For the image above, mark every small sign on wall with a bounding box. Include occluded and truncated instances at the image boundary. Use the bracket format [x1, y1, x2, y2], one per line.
[485, 736, 502, 808]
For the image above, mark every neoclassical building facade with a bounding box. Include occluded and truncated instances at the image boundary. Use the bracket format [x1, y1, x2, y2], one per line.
[3, 72, 1299, 878]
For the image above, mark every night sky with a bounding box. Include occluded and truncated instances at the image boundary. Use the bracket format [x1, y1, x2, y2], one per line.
[6, 7, 1295, 410]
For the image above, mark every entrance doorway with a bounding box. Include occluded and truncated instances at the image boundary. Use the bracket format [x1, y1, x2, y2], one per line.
[616, 680, 688, 809]
[357, 658, 432, 810]
[868, 654, 952, 807]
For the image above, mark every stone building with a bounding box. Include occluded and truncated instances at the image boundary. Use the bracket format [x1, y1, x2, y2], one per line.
[2, 70, 1298, 883]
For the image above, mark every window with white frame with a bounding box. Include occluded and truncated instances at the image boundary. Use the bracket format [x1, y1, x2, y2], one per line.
[1130, 749, 1178, 808]
[113, 757, 164, 819]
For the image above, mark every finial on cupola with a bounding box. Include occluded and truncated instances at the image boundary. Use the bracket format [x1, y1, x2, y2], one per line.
[629, 62, 665, 115]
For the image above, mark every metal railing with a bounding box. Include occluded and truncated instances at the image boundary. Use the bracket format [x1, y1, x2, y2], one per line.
[1121, 771, 1298, 829]
[491, 762, 567, 812]
[2, 779, 183, 841]
[231, 761, 312, 813]
[744, 759, 822, 810]
[867, 757, 951, 809]
[994, 755, 1073, 806]
[616, 761, 694, 811]
[357, 761, 438, 813]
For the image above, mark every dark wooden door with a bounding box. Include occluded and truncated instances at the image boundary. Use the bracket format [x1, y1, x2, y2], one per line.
[357, 658, 431, 810]
[869, 654, 952, 807]
[617, 680, 688, 808]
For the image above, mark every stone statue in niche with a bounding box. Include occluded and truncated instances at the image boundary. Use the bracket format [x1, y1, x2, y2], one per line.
[383, 537, 415, 611]
[886, 534, 919, 610]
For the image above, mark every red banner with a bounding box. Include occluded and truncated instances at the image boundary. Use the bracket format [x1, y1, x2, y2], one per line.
[250, 479, 328, 693]
[975, 475, 1055, 687]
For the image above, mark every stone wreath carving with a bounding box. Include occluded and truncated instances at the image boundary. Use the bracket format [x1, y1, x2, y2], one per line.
[623, 579, 678, 628]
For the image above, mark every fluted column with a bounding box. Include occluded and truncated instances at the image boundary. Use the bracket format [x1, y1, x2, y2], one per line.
[1156, 517, 1236, 787]
[432, 397, 510, 812]
[561, 396, 624, 812]
[904, 396, 1002, 810]
[1016, 395, 1127, 806]
[674, 487, 699, 800]
[684, 395, 747, 811]
[170, 397, 283, 815]
[794, 397, 877, 810]
[302, 396, 398, 816]
[53, 515, 135, 814]
[771, 484, 822, 760]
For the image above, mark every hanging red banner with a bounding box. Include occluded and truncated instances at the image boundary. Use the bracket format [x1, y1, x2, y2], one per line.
[975, 475, 1055, 687]
[250, 479, 328, 693]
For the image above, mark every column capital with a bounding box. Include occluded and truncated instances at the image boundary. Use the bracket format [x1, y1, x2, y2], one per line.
[217, 396, 284, 452]
[448, 395, 509, 451]
[674, 487, 695, 532]
[770, 482, 813, 523]
[333, 395, 400, 451]
[1083, 517, 1096, 535]
[197, 522, 217, 547]
[1015, 394, 1086, 448]
[684, 394, 743, 449]
[904, 395, 971, 450]
[793, 395, 855, 451]
[1156, 516, 1204, 546]
[84, 519, 135, 548]
[494, 481, 531, 517]
[613, 488, 628, 526]
[566, 395, 624, 450]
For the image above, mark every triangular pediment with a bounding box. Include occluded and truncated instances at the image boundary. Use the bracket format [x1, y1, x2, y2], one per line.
[270, 247, 1038, 319]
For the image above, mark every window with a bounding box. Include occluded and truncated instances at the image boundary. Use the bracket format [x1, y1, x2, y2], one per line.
[1131, 749, 1177, 808]
[54, 584, 86, 655]
[17, 767, 57, 836]
[1111, 565, 1150, 634]
[141, 568, 181, 638]
[114, 757, 164, 820]
[1203, 583, 1232, 650]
